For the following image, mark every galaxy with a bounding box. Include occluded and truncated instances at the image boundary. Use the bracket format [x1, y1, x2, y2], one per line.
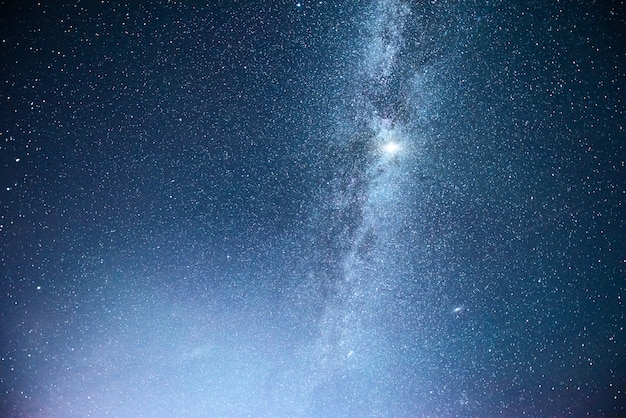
[1, 1, 624, 416]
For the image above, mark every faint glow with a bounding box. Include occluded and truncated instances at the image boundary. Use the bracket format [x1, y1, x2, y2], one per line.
[452, 306, 464, 313]
[382, 141, 401, 154]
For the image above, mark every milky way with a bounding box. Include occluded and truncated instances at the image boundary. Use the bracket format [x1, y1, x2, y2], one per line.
[1, 1, 624, 416]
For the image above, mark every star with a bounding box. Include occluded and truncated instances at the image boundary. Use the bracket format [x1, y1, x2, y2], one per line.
[382, 141, 401, 155]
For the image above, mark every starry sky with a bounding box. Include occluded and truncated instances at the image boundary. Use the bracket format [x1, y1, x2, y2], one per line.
[1, 1, 624, 417]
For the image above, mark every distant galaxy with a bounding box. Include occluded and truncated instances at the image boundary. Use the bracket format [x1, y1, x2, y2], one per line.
[1, 1, 624, 416]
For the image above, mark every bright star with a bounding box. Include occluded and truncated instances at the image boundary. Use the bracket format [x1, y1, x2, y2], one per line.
[382, 141, 401, 154]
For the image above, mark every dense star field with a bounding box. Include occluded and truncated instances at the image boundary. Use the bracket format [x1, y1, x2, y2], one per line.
[1, 1, 624, 416]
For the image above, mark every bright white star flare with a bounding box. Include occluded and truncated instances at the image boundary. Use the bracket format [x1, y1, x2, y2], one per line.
[382, 141, 401, 154]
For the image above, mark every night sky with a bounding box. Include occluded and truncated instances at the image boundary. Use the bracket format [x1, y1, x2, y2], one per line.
[1, 1, 624, 417]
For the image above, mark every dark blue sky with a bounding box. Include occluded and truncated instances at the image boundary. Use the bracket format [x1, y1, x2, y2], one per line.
[1, 1, 624, 416]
